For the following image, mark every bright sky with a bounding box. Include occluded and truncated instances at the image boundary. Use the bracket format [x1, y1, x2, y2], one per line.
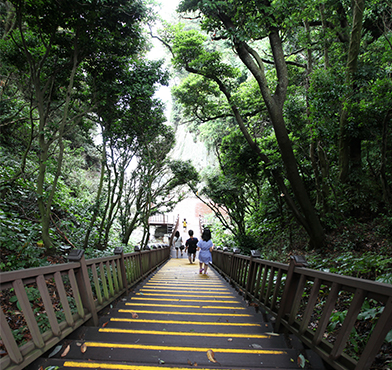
[148, 0, 181, 122]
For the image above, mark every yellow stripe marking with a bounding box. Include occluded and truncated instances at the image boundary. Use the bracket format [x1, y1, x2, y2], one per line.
[84, 342, 286, 355]
[124, 303, 245, 310]
[99, 328, 268, 338]
[111, 317, 260, 326]
[141, 288, 230, 292]
[64, 361, 247, 370]
[131, 297, 238, 303]
[120, 309, 250, 316]
[149, 279, 222, 282]
[136, 293, 233, 298]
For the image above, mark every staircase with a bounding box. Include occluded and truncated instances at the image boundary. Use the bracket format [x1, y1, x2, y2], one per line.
[27, 256, 323, 370]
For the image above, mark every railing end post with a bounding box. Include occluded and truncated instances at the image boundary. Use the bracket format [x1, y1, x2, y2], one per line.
[67, 249, 84, 262]
[290, 255, 308, 267]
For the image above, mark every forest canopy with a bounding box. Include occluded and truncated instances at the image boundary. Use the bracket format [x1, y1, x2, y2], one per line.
[161, 0, 392, 277]
[1, 0, 392, 281]
[0, 0, 194, 270]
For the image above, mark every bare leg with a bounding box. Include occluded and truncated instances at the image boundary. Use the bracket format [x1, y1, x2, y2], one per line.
[199, 262, 203, 274]
[204, 264, 208, 274]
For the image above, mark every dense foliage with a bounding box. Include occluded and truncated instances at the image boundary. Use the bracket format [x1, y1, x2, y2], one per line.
[157, 0, 392, 273]
[0, 0, 191, 270]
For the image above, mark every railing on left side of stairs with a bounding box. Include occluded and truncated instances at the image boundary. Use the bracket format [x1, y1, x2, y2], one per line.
[211, 249, 392, 370]
[0, 246, 170, 370]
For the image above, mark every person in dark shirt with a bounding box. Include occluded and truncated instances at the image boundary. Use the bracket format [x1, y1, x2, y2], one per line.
[185, 229, 198, 264]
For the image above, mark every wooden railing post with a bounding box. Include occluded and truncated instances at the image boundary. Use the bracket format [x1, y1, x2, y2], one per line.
[245, 250, 260, 301]
[114, 247, 128, 294]
[67, 250, 98, 326]
[275, 255, 308, 332]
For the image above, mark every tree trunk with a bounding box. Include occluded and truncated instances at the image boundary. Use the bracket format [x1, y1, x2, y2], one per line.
[232, 29, 325, 249]
[380, 110, 392, 209]
[84, 139, 106, 249]
[338, 0, 365, 182]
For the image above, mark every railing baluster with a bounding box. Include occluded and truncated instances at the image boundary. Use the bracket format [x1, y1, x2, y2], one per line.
[299, 277, 321, 335]
[12, 279, 44, 348]
[265, 266, 275, 305]
[288, 274, 307, 326]
[68, 268, 85, 319]
[91, 263, 103, 305]
[36, 275, 61, 336]
[330, 288, 366, 360]
[105, 261, 115, 297]
[260, 266, 269, 303]
[53, 271, 74, 326]
[355, 296, 392, 370]
[0, 307, 23, 364]
[253, 263, 263, 301]
[270, 268, 283, 312]
[99, 262, 109, 300]
[111, 260, 119, 293]
[313, 282, 340, 346]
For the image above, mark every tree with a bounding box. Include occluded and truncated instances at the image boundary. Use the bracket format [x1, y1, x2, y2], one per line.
[0, 0, 149, 252]
[164, 22, 324, 248]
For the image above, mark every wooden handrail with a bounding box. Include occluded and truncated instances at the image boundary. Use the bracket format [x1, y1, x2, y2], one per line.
[211, 250, 392, 370]
[0, 246, 170, 370]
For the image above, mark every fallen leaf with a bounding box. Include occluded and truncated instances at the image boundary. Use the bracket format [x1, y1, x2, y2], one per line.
[297, 354, 306, 368]
[61, 344, 70, 357]
[207, 349, 218, 364]
[81, 343, 87, 353]
[48, 345, 62, 358]
[251, 343, 263, 349]
[102, 321, 109, 328]
[187, 359, 193, 366]
[131, 312, 139, 319]
[193, 363, 198, 366]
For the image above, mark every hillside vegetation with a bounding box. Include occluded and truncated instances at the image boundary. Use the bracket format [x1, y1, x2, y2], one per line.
[1, 0, 391, 279]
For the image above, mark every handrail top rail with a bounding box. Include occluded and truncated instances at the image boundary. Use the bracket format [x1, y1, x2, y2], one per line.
[0, 247, 169, 286]
[0, 262, 81, 285]
[215, 249, 392, 297]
